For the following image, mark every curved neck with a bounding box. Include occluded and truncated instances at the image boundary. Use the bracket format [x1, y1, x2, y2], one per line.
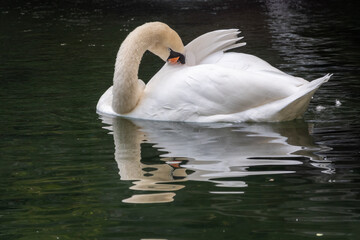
[112, 29, 148, 114]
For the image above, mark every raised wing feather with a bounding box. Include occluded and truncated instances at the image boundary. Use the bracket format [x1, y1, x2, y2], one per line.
[185, 29, 246, 66]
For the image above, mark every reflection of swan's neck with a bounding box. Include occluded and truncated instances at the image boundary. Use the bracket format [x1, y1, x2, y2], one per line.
[113, 119, 144, 180]
[112, 28, 147, 114]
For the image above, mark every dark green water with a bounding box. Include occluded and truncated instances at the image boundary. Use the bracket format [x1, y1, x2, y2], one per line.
[1, 1, 359, 239]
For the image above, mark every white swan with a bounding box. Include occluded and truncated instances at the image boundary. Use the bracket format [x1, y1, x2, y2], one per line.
[97, 22, 331, 122]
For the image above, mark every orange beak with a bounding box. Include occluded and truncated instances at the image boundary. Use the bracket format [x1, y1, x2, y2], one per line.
[168, 56, 180, 65]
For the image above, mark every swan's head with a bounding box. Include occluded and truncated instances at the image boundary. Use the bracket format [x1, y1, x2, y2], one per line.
[145, 22, 186, 65]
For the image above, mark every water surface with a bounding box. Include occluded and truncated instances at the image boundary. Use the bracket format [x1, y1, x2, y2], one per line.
[0, 1, 359, 239]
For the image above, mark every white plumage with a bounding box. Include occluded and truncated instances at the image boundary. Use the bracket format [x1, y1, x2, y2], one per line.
[97, 23, 331, 122]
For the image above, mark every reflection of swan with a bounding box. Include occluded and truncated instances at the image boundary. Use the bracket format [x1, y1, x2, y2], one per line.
[103, 116, 331, 203]
[97, 22, 331, 122]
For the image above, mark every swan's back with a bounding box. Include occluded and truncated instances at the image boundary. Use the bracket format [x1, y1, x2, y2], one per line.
[132, 61, 330, 122]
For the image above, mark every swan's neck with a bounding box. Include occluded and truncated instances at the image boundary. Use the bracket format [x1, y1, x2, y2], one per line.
[112, 29, 148, 114]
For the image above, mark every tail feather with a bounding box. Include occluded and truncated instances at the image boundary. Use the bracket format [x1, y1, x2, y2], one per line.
[299, 73, 332, 92]
[275, 74, 332, 120]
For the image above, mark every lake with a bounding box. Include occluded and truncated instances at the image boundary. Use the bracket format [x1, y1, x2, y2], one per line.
[0, 0, 359, 239]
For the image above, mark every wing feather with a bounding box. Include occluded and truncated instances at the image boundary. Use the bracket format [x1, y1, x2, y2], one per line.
[185, 29, 246, 66]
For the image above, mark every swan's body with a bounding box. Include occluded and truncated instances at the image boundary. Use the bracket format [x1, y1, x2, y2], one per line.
[97, 22, 331, 122]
